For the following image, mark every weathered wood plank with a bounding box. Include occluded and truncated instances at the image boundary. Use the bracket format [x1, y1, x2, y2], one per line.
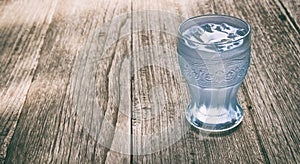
[97, 0, 132, 162]
[210, 0, 300, 163]
[4, 0, 132, 163]
[279, 0, 300, 30]
[131, 0, 194, 161]
[0, 0, 58, 160]
[0, 0, 298, 163]
[0, 136, 4, 164]
[131, 0, 264, 163]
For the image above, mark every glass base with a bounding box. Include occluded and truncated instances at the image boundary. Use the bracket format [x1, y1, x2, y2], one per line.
[185, 104, 244, 132]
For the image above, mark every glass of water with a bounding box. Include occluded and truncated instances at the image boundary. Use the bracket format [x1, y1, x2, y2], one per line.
[177, 15, 251, 132]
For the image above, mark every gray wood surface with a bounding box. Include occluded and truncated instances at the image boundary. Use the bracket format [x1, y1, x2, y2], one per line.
[0, 0, 299, 163]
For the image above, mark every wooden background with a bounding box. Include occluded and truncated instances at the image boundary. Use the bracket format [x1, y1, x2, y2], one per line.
[0, 0, 299, 163]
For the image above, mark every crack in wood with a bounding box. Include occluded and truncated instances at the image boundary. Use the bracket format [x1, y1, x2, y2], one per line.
[277, 0, 300, 34]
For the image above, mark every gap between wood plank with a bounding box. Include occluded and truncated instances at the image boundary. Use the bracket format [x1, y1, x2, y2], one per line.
[277, 0, 300, 34]
[240, 83, 270, 163]
[130, 0, 134, 162]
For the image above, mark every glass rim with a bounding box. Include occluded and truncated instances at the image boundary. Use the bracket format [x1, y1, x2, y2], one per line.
[178, 14, 251, 46]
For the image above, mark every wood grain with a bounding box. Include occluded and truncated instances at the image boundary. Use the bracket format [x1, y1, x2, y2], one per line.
[131, 0, 300, 163]
[185, 0, 300, 163]
[4, 0, 132, 163]
[131, 0, 264, 163]
[0, 0, 58, 161]
[242, 0, 299, 163]
[212, 0, 300, 163]
[0, 0, 299, 163]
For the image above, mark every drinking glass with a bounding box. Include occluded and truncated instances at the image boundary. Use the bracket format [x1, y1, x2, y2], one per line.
[177, 15, 251, 132]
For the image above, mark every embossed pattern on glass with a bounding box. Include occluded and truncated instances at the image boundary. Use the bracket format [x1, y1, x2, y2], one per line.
[177, 15, 251, 132]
